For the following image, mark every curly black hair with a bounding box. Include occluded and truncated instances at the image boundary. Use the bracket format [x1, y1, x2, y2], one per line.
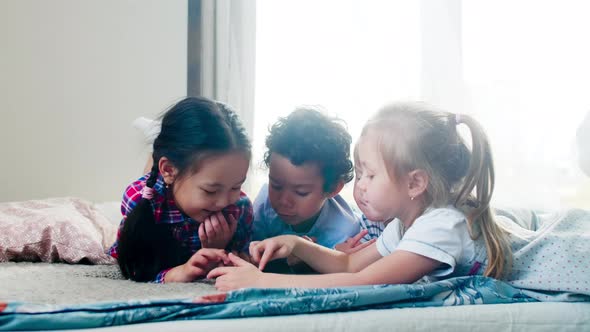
[263, 107, 354, 193]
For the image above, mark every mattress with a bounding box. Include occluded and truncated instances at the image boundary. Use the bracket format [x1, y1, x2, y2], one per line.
[85, 301, 590, 332]
[1, 201, 589, 331]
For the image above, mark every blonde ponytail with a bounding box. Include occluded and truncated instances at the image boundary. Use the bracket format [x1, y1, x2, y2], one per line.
[454, 114, 511, 279]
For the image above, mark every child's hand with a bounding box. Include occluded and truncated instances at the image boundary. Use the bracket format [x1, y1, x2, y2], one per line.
[199, 212, 238, 249]
[164, 248, 229, 283]
[229, 250, 253, 265]
[334, 230, 376, 254]
[286, 235, 316, 266]
[249, 235, 298, 271]
[207, 252, 265, 291]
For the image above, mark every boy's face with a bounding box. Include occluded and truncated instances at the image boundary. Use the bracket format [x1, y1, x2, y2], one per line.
[267, 153, 330, 226]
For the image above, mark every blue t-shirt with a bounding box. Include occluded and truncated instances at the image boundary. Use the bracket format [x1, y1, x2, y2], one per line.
[252, 184, 362, 249]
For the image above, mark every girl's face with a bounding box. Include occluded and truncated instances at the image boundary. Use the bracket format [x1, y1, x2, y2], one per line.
[171, 151, 249, 222]
[353, 133, 411, 222]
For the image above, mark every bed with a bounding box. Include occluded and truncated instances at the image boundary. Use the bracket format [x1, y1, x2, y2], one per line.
[1, 198, 589, 331]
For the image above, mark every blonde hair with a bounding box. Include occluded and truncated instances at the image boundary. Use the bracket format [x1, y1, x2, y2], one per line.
[361, 102, 511, 279]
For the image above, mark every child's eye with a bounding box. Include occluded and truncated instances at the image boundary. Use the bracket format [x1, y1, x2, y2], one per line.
[355, 170, 363, 179]
[270, 184, 282, 191]
[202, 188, 217, 195]
[295, 191, 310, 197]
[231, 187, 241, 191]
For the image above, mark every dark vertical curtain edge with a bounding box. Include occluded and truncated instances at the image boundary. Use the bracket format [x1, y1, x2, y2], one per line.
[187, 0, 201, 96]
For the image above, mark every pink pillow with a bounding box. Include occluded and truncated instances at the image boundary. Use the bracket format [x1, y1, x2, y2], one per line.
[0, 197, 117, 264]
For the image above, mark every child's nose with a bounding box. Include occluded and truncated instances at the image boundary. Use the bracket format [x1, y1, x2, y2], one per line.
[214, 194, 231, 210]
[355, 179, 367, 192]
[278, 192, 293, 208]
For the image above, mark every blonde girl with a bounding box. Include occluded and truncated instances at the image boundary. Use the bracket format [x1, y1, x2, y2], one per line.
[208, 102, 511, 290]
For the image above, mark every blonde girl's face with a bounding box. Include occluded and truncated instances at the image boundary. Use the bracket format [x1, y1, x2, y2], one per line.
[353, 133, 410, 222]
[171, 151, 249, 222]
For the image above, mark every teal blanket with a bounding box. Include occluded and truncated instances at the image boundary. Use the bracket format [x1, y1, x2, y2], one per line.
[2, 208, 589, 331]
[0, 277, 536, 331]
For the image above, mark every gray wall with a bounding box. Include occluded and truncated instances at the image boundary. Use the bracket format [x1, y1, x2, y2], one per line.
[0, 0, 187, 202]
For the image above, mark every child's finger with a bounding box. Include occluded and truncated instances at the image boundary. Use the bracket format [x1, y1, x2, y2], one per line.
[349, 238, 376, 253]
[198, 248, 228, 262]
[227, 252, 250, 267]
[227, 213, 238, 233]
[209, 214, 224, 236]
[217, 213, 231, 235]
[188, 253, 210, 268]
[204, 219, 217, 239]
[237, 251, 251, 263]
[230, 250, 250, 262]
[198, 223, 208, 246]
[207, 266, 232, 279]
[249, 242, 262, 264]
[258, 246, 276, 271]
[350, 229, 369, 246]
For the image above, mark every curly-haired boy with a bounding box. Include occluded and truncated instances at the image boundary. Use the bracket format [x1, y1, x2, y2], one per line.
[252, 108, 374, 266]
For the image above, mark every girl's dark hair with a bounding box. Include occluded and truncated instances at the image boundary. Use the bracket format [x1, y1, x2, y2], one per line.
[117, 97, 251, 281]
[263, 108, 354, 193]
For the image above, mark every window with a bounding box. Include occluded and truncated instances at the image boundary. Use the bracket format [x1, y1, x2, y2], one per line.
[253, 1, 590, 210]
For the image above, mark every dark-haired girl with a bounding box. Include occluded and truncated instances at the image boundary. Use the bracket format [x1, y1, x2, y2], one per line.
[109, 97, 253, 283]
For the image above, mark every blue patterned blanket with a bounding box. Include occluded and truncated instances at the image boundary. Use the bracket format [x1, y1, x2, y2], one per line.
[0, 277, 536, 331]
[1, 208, 589, 331]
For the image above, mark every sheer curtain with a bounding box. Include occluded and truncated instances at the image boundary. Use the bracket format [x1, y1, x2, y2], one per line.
[253, 0, 590, 209]
[252, 0, 422, 200]
[193, 0, 256, 138]
[461, 1, 590, 209]
[188, 0, 257, 191]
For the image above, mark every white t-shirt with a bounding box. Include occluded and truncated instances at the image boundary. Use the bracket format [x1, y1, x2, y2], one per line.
[376, 207, 488, 278]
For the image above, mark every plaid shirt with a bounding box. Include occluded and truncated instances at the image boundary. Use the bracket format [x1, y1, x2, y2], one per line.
[359, 213, 385, 242]
[108, 173, 253, 283]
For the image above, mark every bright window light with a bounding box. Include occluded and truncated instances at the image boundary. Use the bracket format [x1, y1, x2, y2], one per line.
[254, 0, 590, 210]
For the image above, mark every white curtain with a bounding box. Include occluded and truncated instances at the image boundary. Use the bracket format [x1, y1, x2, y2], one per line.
[190, 0, 257, 192]
[190, 0, 256, 139]
[253, 0, 590, 210]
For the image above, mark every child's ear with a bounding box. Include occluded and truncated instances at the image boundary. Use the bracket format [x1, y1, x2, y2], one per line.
[158, 157, 178, 185]
[326, 181, 345, 198]
[407, 169, 428, 199]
